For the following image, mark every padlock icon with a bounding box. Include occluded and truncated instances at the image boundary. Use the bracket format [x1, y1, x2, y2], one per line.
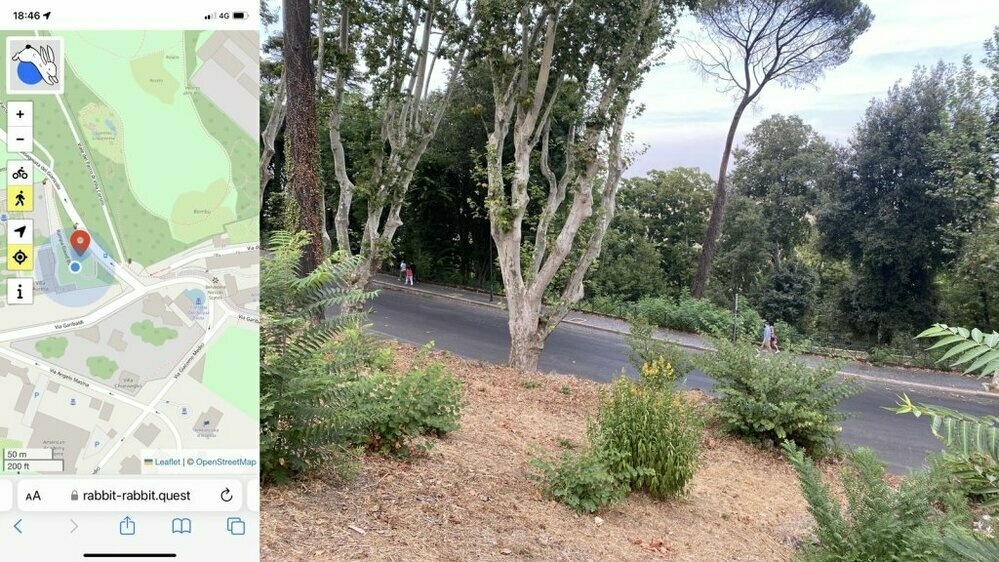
[71, 490, 79, 501]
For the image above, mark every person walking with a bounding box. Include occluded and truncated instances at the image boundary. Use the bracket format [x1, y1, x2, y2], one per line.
[399, 259, 407, 282]
[770, 322, 780, 354]
[759, 321, 773, 353]
[405, 265, 414, 286]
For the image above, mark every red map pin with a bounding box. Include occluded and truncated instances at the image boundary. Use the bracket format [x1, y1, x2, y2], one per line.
[70, 230, 91, 256]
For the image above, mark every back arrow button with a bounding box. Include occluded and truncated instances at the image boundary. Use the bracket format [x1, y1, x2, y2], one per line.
[14, 518, 22, 534]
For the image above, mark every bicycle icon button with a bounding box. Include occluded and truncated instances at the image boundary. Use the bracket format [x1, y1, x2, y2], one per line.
[11, 167, 29, 181]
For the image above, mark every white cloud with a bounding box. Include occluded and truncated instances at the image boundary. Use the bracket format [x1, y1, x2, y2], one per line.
[625, 0, 999, 178]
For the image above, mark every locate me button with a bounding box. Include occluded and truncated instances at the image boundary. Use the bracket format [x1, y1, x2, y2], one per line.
[0, 479, 11, 511]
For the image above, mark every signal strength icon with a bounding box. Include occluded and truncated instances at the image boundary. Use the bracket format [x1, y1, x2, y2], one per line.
[204, 13, 216, 20]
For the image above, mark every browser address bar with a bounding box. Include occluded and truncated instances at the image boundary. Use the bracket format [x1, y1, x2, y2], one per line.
[15, 478, 243, 512]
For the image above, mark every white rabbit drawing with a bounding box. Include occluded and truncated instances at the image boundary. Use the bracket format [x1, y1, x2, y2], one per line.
[11, 44, 59, 85]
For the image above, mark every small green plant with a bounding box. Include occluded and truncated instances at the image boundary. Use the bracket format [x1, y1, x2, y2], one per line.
[696, 340, 861, 457]
[867, 345, 893, 366]
[521, 379, 540, 389]
[783, 441, 974, 562]
[528, 445, 639, 514]
[559, 385, 571, 395]
[625, 320, 691, 375]
[593, 376, 701, 499]
[358, 348, 465, 458]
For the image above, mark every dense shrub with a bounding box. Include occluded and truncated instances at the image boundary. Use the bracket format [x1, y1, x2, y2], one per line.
[594, 374, 702, 499]
[260, 231, 377, 483]
[784, 442, 974, 562]
[696, 340, 861, 457]
[528, 445, 639, 514]
[634, 296, 762, 341]
[356, 345, 465, 457]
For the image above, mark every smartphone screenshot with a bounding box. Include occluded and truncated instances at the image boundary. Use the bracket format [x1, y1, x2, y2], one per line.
[1, 2, 259, 559]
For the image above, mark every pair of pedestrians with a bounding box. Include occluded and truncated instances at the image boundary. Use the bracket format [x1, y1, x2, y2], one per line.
[398, 260, 414, 286]
[760, 321, 780, 354]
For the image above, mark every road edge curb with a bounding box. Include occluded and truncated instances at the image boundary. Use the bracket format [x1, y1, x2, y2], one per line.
[371, 280, 998, 400]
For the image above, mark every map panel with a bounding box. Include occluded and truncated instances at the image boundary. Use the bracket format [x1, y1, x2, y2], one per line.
[1, 30, 259, 476]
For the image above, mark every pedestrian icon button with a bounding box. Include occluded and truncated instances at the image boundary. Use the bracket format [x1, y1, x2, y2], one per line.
[6, 185, 33, 212]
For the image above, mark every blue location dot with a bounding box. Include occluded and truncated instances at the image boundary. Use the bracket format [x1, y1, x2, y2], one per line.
[69, 261, 82, 273]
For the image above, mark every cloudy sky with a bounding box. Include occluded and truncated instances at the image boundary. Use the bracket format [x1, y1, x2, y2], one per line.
[626, 0, 999, 179]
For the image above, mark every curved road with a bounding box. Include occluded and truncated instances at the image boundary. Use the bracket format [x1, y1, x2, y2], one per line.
[364, 288, 997, 474]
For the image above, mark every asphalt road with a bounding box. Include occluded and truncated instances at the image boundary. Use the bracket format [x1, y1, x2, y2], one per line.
[364, 289, 998, 474]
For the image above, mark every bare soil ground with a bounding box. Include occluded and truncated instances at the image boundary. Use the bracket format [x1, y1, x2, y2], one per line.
[262, 344, 841, 561]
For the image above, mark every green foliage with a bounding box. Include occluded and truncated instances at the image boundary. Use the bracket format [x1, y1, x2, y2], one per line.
[757, 261, 819, 330]
[528, 445, 636, 514]
[593, 377, 701, 500]
[603, 168, 714, 298]
[521, 379, 540, 390]
[915, 323, 999, 381]
[356, 347, 465, 458]
[733, 114, 836, 271]
[625, 321, 692, 376]
[817, 62, 997, 344]
[696, 340, 861, 456]
[783, 442, 973, 562]
[634, 295, 762, 341]
[260, 231, 378, 483]
[587, 228, 668, 302]
[711, 195, 770, 298]
[942, 533, 999, 562]
[893, 395, 999, 509]
[530, 326, 707, 512]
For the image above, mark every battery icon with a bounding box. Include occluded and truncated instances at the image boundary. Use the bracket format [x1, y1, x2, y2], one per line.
[233, 11, 246, 19]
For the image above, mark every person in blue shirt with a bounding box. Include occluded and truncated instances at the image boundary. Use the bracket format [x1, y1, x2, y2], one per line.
[760, 321, 773, 352]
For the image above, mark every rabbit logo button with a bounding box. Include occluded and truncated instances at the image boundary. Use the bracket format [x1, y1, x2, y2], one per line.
[6, 37, 64, 94]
